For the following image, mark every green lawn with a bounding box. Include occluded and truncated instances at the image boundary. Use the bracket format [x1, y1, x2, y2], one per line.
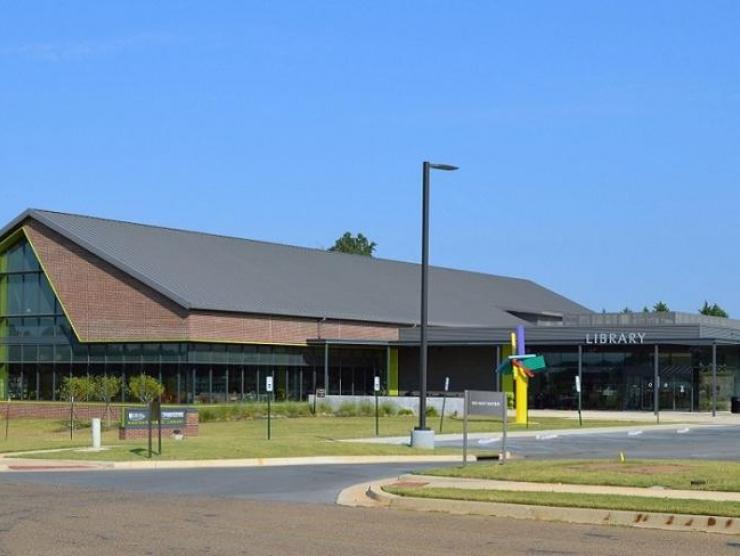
[420, 459, 740, 492]
[0, 413, 646, 461]
[383, 485, 740, 518]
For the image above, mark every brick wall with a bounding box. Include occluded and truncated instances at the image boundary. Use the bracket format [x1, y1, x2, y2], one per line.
[25, 221, 189, 342]
[2, 402, 112, 420]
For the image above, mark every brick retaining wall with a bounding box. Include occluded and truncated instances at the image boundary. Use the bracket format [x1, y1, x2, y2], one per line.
[2, 402, 115, 420]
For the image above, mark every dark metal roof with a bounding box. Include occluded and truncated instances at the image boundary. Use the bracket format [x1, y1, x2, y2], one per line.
[2, 209, 591, 326]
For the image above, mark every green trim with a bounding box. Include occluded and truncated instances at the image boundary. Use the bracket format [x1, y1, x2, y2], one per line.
[387, 347, 399, 396]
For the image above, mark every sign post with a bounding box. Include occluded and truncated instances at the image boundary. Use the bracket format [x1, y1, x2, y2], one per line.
[575, 375, 582, 427]
[152, 398, 162, 456]
[5, 394, 10, 441]
[147, 400, 154, 458]
[439, 376, 449, 433]
[69, 395, 75, 440]
[266, 375, 273, 440]
[463, 390, 507, 466]
[374, 375, 380, 436]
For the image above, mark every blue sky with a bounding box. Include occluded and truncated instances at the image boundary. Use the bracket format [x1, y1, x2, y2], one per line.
[1, 1, 739, 315]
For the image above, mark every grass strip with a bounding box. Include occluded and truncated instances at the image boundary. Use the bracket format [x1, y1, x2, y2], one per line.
[419, 459, 740, 492]
[384, 486, 740, 518]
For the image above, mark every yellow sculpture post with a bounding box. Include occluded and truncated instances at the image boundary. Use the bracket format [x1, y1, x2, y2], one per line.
[511, 331, 529, 425]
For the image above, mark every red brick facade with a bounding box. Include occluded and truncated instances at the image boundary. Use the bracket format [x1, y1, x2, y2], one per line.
[23, 221, 400, 344]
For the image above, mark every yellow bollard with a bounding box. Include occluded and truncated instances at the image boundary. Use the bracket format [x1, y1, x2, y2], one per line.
[515, 370, 528, 425]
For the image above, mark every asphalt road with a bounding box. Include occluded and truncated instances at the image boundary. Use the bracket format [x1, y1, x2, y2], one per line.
[3, 480, 740, 556]
[0, 463, 437, 504]
[438, 424, 740, 460]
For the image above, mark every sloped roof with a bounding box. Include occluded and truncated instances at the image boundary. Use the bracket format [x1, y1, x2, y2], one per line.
[1, 209, 591, 327]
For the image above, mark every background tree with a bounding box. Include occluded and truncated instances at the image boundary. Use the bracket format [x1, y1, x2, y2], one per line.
[622, 307, 632, 313]
[652, 301, 670, 312]
[59, 376, 95, 435]
[699, 301, 729, 318]
[128, 374, 164, 406]
[95, 375, 122, 428]
[328, 232, 376, 256]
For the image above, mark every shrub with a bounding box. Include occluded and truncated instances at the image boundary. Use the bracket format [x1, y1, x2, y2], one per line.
[398, 407, 414, 416]
[379, 401, 398, 416]
[357, 401, 375, 417]
[425, 406, 439, 417]
[316, 402, 334, 415]
[335, 401, 358, 417]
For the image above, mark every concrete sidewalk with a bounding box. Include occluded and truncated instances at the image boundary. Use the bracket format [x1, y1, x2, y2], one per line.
[407, 473, 740, 502]
[345, 422, 724, 444]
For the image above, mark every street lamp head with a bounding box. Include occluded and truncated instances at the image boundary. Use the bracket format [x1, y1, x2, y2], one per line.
[428, 163, 459, 171]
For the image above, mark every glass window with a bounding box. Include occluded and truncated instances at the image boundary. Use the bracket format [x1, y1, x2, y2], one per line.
[107, 344, 124, 363]
[54, 344, 71, 363]
[38, 275, 55, 314]
[89, 344, 106, 363]
[23, 243, 40, 271]
[22, 344, 37, 362]
[5, 242, 25, 272]
[39, 317, 55, 337]
[38, 345, 53, 362]
[22, 274, 40, 314]
[211, 344, 228, 364]
[7, 275, 22, 314]
[142, 343, 161, 363]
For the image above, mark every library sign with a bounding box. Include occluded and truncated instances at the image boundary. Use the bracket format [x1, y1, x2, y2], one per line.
[585, 332, 647, 345]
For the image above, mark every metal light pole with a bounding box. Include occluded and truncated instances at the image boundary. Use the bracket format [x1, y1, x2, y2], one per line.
[412, 161, 458, 448]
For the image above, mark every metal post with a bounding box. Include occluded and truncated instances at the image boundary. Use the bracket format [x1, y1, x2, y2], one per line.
[654, 344, 660, 423]
[225, 368, 229, 402]
[577, 345, 583, 426]
[157, 397, 162, 456]
[176, 371, 181, 404]
[191, 368, 196, 403]
[418, 161, 430, 431]
[324, 343, 329, 396]
[462, 390, 469, 466]
[712, 343, 717, 417]
[375, 381, 379, 437]
[312, 368, 317, 414]
[267, 391, 271, 440]
[501, 398, 507, 465]
[241, 367, 245, 402]
[495, 345, 501, 391]
[208, 368, 213, 403]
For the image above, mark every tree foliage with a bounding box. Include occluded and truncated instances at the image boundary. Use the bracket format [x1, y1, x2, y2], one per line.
[652, 301, 670, 313]
[128, 374, 164, 404]
[699, 301, 729, 318]
[95, 375, 122, 427]
[59, 376, 95, 402]
[328, 232, 376, 256]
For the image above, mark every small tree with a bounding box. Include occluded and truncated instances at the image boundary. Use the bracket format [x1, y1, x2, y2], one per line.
[128, 374, 164, 406]
[699, 301, 729, 318]
[60, 376, 95, 436]
[95, 376, 122, 428]
[328, 232, 377, 256]
[652, 301, 670, 313]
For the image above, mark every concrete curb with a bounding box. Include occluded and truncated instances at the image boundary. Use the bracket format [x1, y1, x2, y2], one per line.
[337, 478, 740, 536]
[0, 454, 467, 472]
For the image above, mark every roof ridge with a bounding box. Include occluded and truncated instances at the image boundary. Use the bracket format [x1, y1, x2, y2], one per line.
[29, 208, 534, 283]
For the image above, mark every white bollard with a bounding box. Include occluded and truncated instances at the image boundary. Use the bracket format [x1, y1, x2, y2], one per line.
[91, 417, 102, 449]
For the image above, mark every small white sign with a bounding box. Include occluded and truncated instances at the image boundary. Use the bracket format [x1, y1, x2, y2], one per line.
[575, 375, 581, 393]
[444, 376, 450, 392]
[266, 376, 274, 393]
[373, 376, 380, 392]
